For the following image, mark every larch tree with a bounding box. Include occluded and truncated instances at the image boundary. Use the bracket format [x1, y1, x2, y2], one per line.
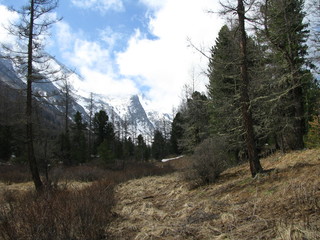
[219, 0, 264, 176]
[57, 74, 76, 165]
[307, 0, 320, 66]
[87, 92, 95, 156]
[3, 0, 61, 191]
[237, 0, 264, 176]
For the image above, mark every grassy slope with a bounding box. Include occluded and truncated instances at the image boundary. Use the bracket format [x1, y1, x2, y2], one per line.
[108, 149, 320, 240]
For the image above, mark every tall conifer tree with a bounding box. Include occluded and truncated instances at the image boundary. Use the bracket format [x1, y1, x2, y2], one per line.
[262, 0, 311, 150]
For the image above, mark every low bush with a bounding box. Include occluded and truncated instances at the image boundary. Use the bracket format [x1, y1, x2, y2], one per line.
[122, 162, 174, 180]
[184, 137, 232, 188]
[50, 165, 108, 183]
[0, 161, 174, 240]
[0, 180, 115, 240]
[0, 164, 31, 183]
[49, 162, 174, 184]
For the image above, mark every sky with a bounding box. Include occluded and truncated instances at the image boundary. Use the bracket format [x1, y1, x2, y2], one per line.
[0, 0, 224, 113]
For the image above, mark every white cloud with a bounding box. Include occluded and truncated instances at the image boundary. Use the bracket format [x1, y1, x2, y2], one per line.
[99, 26, 123, 50]
[55, 21, 75, 51]
[68, 39, 111, 72]
[138, 0, 166, 10]
[76, 69, 138, 96]
[0, 5, 19, 45]
[54, 0, 224, 113]
[0, 1, 224, 114]
[55, 20, 139, 97]
[71, 0, 124, 13]
[117, 0, 223, 112]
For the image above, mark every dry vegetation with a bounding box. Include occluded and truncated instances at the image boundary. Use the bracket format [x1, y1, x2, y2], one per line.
[0, 163, 173, 240]
[108, 149, 320, 240]
[0, 150, 319, 239]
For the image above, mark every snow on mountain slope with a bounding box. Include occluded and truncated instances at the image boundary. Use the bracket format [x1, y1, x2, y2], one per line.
[0, 57, 25, 89]
[0, 53, 171, 141]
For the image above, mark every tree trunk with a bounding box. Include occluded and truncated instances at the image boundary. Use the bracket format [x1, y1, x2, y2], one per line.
[289, 62, 305, 149]
[27, 0, 43, 191]
[237, 0, 263, 177]
[292, 84, 305, 149]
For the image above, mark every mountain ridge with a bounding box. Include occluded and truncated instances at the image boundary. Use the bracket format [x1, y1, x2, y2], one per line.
[0, 54, 172, 142]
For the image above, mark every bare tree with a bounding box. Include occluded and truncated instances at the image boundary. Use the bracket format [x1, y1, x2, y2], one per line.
[3, 0, 61, 191]
[60, 75, 76, 134]
[87, 92, 95, 156]
[308, 0, 320, 69]
[237, 0, 263, 177]
[57, 75, 77, 165]
[218, 0, 263, 176]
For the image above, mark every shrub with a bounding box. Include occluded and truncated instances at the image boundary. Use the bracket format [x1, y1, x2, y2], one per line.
[50, 165, 109, 183]
[0, 181, 115, 240]
[0, 160, 175, 240]
[123, 162, 174, 180]
[0, 164, 31, 183]
[184, 137, 231, 188]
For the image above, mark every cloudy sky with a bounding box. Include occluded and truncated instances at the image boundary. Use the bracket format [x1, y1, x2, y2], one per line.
[0, 0, 224, 113]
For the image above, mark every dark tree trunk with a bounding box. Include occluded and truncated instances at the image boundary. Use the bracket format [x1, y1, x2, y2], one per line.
[292, 85, 305, 149]
[237, 0, 263, 177]
[290, 67, 305, 150]
[27, 0, 43, 191]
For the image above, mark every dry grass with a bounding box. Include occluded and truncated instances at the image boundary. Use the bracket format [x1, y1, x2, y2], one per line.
[0, 161, 174, 240]
[0, 181, 115, 240]
[108, 149, 320, 240]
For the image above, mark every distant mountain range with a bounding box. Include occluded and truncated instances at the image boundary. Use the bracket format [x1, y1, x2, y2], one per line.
[0, 54, 172, 143]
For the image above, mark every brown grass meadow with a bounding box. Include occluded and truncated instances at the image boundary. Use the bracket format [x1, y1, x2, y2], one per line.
[108, 149, 320, 240]
[0, 149, 319, 240]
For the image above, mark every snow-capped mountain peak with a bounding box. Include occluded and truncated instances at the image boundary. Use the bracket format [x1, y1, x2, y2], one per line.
[0, 53, 171, 142]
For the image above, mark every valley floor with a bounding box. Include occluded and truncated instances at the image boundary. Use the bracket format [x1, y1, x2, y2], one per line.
[108, 149, 320, 240]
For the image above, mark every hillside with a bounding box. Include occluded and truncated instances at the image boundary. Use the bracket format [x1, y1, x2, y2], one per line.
[108, 149, 320, 240]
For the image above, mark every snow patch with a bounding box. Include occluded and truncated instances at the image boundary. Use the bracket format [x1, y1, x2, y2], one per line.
[161, 155, 184, 163]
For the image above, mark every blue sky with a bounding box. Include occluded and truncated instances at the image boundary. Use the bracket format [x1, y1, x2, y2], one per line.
[0, 0, 224, 113]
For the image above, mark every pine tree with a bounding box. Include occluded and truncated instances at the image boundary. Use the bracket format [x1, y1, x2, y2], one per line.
[180, 91, 210, 153]
[152, 130, 167, 160]
[207, 25, 244, 160]
[93, 110, 115, 163]
[123, 137, 134, 161]
[262, 0, 311, 150]
[170, 112, 184, 155]
[135, 134, 149, 162]
[93, 110, 110, 151]
[0, 125, 13, 161]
